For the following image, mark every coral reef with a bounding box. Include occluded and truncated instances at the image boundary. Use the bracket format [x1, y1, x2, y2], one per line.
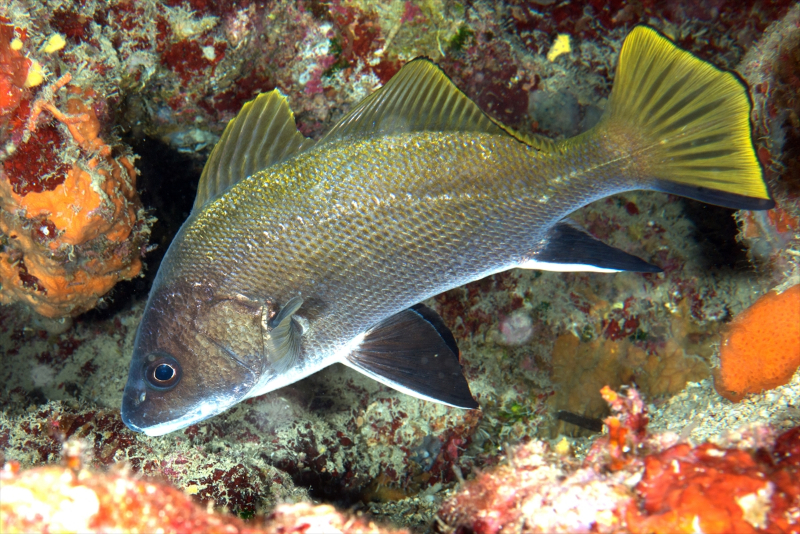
[0, 441, 407, 534]
[547, 298, 713, 436]
[738, 4, 800, 271]
[438, 387, 800, 534]
[0, 0, 799, 532]
[0, 19, 150, 318]
[715, 284, 800, 402]
[624, 435, 800, 534]
[0, 0, 785, 151]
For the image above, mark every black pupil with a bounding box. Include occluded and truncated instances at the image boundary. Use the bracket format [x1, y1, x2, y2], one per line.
[154, 364, 174, 381]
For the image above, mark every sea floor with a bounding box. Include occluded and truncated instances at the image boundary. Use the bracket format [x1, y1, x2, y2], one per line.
[1, 216, 798, 530]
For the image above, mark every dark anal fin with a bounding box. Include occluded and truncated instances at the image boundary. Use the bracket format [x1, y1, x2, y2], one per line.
[520, 221, 662, 273]
[345, 305, 479, 409]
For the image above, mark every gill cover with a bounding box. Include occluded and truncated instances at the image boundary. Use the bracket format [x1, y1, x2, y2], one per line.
[121, 286, 264, 436]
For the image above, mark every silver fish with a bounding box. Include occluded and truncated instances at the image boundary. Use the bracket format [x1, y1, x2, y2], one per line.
[122, 26, 772, 435]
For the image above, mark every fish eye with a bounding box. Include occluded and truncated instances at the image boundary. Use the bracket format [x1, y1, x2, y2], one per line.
[144, 353, 182, 391]
[154, 364, 174, 381]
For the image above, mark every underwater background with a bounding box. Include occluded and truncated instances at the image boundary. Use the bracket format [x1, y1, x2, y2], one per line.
[1, 0, 799, 532]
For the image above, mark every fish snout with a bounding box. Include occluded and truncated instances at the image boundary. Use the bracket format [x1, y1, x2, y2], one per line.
[121, 378, 148, 432]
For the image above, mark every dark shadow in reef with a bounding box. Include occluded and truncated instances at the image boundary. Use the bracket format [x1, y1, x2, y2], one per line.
[262, 376, 374, 508]
[678, 198, 753, 272]
[78, 137, 202, 323]
[273, 455, 367, 508]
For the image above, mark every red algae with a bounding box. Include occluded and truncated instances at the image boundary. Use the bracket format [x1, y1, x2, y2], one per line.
[624, 438, 800, 534]
[2, 124, 70, 195]
[161, 39, 221, 83]
[439, 387, 800, 534]
[48, 10, 91, 43]
[0, 448, 408, 534]
[0, 23, 30, 119]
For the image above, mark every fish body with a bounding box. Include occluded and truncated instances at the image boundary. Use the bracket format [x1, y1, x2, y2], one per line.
[122, 26, 773, 435]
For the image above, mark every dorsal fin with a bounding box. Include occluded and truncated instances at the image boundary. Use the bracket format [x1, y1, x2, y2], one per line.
[193, 91, 314, 213]
[499, 127, 561, 153]
[319, 58, 529, 145]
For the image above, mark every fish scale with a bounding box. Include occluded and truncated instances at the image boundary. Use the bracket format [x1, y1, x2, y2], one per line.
[122, 27, 774, 435]
[182, 133, 608, 338]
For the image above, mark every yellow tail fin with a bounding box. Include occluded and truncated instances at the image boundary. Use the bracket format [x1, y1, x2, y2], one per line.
[603, 26, 773, 210]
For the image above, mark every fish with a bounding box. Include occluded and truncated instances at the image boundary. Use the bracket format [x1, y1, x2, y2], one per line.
[121, 26, 773, 436]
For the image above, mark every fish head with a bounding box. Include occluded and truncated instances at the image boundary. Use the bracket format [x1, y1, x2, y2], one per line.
[122, 278, 267, 436]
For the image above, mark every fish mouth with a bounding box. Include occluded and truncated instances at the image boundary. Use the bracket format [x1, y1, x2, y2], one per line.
[120, 412, 143, 433]
[121, 383, 246, 436]
[120, 371, 146, 432]
[128, 402, 230, 436]
[120, 361, 257, 435]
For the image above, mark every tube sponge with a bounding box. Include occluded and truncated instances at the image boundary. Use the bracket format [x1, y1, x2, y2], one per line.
[714, 284, 800, 402]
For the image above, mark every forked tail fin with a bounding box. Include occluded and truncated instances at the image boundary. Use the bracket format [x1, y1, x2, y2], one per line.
[598, 26, 774, 210]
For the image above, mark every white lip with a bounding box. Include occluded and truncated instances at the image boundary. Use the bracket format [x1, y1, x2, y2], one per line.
[139, 400, 231, 436]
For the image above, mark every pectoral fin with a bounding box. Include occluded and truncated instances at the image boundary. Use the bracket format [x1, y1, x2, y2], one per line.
[264, 296, 305, 373]
[344, 304, 479, 409]
[520, 221, 662, 273]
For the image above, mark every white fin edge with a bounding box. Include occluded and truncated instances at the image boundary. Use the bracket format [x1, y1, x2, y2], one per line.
[338, 356, 471, 408]
[517, 259, 622, 273]
[333, 331, 470, 408]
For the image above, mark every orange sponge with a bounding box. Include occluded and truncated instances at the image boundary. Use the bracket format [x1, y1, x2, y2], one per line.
[0, 81, 148, 318]
[715, 284, 800, 402]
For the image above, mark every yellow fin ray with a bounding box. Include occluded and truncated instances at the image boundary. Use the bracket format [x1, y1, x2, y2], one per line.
[193, 91, 314, 214]
[319, 58, 507, 143]
[603, 26, 772, 209]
